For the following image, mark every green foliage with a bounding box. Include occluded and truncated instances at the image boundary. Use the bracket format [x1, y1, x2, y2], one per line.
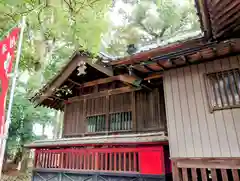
[0, 0, 112, 161]
[7, 82, 55, 157]
[0, 0, 111, 79]
[103, 0, 200, 56]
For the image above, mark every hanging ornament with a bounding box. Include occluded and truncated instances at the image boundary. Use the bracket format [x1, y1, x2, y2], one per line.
[77, 60, 87, 76]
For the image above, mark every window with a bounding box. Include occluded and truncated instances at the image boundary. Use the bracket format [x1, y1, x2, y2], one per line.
[87, 115, 106, 133]
[86, 112, 132, 133]
[205, 68, 240, 111]
[109, 112, 132, 131]
[86, 93, 133, 133]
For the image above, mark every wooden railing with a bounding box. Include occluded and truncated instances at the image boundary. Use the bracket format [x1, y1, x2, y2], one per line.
[34, 146, 166, 175]
[35, 148, 140, 173]
[172, 158, 240, 181]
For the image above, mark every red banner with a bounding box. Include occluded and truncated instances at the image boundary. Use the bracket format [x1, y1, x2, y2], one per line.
[0, 28, 20, 134]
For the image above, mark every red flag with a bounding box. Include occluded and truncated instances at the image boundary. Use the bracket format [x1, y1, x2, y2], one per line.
[0, 28, 20, 134]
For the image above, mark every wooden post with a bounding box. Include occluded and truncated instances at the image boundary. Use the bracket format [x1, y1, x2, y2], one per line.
[54, 111, 62, 139]
[172, 160, 182, 181]
[105, 95, 110, 135]
[83, 99, 87, 135]
[132, 92, 137, 132]
[62, 104, 67, 138]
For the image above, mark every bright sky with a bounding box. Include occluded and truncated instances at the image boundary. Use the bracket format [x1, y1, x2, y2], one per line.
[109, 0, 188, 26]
[33, 123, 54, 139]
[109, 1, 132, 26]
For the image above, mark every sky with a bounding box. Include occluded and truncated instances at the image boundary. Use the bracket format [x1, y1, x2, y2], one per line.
[33, 123, 53, 138]
[109, 0, 188, 26]
[102, 0, 201, 58]
[109, 1, 132, 26]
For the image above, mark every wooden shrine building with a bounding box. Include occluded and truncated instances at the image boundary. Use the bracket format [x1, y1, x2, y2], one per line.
[27, 0, 240, 181]
[27, 50, 171, 181]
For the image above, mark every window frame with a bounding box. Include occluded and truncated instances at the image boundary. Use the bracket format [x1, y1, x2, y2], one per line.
[204, 68, 240, 113]
[85, 93, 133, 134]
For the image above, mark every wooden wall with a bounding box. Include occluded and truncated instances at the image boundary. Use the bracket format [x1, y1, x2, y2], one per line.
[164, 55, 240, 158]
[136, 87, 166, 131]
[63, 88, 166, 137]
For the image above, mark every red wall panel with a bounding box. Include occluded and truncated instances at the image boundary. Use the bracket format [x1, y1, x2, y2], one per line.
[139, 146, 164, 175]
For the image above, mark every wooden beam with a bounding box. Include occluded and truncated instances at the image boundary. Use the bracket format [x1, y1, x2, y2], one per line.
[172, 157, 240, 169]
[70, 74, 141, 89]
[76, 76, 117, 88]
[144, 73, 163, 80]
[180, 55, 190, 65]
[118, 74, 142, 87]
[86, 59, 113, 76]
[67, 79, 81, 86]
[143, 64, 157, 72]
[131, 92, 137, 133]
[47, 96, 65, 101]
[38, 55, 88, 104]
[68, 77, 117, 88]
[156, 60, 165, 70]
[110, 39, 203, 66]
[69, 87, 141, 102]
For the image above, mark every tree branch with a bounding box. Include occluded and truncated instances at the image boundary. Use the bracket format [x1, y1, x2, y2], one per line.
[4, 13, 17, 23]
[64, 0, 74, 13]
[138, 22, 159, 38]
[159, 26, 169, 38]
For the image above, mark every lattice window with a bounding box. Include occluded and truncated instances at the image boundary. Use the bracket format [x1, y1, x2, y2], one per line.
[205, 68, 240, 111]
[109, 112, 132, 131]
[87, 114, 106, 133]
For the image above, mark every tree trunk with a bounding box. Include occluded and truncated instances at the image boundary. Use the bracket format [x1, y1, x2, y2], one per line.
[12, 147, 23, 164]
[19, 148, 30, 172]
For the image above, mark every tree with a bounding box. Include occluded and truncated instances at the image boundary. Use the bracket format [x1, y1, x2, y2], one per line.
[0, 0, 113, 172]
[0, 1, 113, 167]
[102, 0, 200, 56]
[6, 82, 55, 164]
[0, 0, 112, 85]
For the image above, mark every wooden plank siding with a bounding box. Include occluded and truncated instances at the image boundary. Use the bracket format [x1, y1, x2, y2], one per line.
[63, 88, 166, 137]
[135, 88, 166, 132]
[164, 55, 240, 157]
[172, 158, 240, 181]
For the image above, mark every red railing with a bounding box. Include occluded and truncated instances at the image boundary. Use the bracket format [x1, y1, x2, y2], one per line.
[34, 146, 165, 174]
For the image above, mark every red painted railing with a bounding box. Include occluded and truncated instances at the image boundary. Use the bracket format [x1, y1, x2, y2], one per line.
[34, 146, 166, 175]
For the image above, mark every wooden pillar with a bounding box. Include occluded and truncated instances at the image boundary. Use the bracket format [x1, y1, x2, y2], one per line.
[83, 99, 87, 135]
[172, 160, 182, 181]
[62, 104, 67, 138]
[105, 95, 110, 135]
[59, 112, 64, 138]
[132, 92, 137, 132]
